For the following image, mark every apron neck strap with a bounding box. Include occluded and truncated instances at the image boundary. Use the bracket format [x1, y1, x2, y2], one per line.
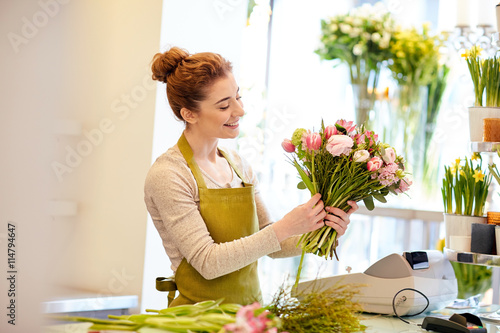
[177, 133, 249, 188]
[177, 133, 208, 189]
[218, 149, 247, 184]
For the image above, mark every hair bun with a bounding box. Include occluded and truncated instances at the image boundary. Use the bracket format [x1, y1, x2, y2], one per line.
[151, 47, 189, 83]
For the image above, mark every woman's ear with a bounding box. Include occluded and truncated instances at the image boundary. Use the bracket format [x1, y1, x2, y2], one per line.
[180, 107, 198, 124]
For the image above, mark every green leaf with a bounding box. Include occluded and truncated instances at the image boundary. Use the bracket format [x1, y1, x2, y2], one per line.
[373, 193, 387, 203]
[363, 196, 375, 210]
[297, 181, 306, 190]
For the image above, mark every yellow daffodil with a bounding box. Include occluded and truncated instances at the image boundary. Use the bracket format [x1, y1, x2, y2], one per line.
[472, 169, 485, 183]
[450, 165, 457, 175]
[460, 169, 465, 177]
[471, 152, 481, 161]
[454, 158, 461, 167]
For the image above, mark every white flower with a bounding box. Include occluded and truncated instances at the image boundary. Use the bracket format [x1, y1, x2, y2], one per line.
[371, 32, 381, 42]
[353, 150, 370, 162]
[353, 43, 363, 55]
[340, 23, 352, 34]
[349, 28, 362, 38]
[344, 16, 354, 24]
[362, 32, 371, 40]
[352, 17, 363, 26]
[330, 23, 338, 32]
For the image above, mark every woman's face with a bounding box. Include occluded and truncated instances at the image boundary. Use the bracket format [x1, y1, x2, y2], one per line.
[190, 72, 244, 140]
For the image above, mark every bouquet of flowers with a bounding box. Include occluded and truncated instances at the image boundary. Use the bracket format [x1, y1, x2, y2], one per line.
[315, 2, 395, 127]
[282, 119, 411, 286]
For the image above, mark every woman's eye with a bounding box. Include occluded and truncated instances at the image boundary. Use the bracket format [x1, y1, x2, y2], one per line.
[220, 105, 229, 110]
[236, 95, 242, 100]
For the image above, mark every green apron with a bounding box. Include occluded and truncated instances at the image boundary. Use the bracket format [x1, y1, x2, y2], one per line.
[169, 133, 263, 307]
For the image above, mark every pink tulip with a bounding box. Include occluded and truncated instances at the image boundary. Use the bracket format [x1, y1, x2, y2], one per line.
[305, 132, 322, 151]
[367, 156, 383, 171]
[336, 119, 357, 133]
[326, 135, 353, 156]
[324, 125, 338, 140]
[281, 138, 296, 153]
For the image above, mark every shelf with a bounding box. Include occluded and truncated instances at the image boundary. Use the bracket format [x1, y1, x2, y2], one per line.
[470, 141, 500, 153]
[444, 247, 500, 267]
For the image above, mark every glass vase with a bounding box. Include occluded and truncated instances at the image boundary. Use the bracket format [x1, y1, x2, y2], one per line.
[392, 83, 428, 184]
[349, 60, 381, 128]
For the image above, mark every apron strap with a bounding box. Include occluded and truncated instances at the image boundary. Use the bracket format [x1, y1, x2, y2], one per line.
[218, 149, 248, 184]
[156, 276, 177, 307]
[177, 133, 208, 189]
[177, 133, 250, 187]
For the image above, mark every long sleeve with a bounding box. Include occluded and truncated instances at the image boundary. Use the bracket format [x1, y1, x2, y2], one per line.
[254, 192, 304, 258]
[144, 146, 283, 280]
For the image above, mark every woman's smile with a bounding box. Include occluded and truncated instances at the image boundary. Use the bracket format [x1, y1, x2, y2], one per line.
[224, 120, 239, 129]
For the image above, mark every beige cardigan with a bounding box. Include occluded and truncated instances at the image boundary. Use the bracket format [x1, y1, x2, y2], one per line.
[144, 145, 302, 280]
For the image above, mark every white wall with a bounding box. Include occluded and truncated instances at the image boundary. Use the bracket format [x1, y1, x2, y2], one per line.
[141, 0, 248, 311]
[2, 0, 163, 330]
[46, 0, 162, 312]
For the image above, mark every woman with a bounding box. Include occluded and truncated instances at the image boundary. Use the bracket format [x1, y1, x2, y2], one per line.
[144, 47, 358, 306]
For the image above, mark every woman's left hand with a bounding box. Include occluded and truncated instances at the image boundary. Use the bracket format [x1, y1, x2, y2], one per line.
[323, 200, 359, 237]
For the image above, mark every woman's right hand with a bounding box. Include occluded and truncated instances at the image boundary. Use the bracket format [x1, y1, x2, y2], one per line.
[272, 193, 327, 242]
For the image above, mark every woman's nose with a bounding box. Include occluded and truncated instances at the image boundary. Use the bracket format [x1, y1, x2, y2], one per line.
[233, 100, 245, 117]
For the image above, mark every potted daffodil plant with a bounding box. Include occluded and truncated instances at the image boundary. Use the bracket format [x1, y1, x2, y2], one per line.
[462, 45, 500, 142]
[441, 154, 492, 252]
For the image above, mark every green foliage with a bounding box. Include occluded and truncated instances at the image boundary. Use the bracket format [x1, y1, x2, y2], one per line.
[267, 283, 366, 333]
[451, 262, 492, 299]
[462, 46, 500, 107]
[441, 156, 492, 216]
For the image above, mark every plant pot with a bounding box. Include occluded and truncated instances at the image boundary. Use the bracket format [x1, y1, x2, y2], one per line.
[444, 213, 487, 251]
[468, 106, 500, 142]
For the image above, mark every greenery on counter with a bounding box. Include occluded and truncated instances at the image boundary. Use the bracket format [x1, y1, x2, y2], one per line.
[50, 281, 366, 332]
[267, 283, 366, 333]
[50, 299, 279, 332]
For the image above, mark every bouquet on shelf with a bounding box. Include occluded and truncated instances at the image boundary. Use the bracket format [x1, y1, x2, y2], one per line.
[282, 119, 411, 286]
[441, 154, 492, 217]
[315, 2, 395, 126]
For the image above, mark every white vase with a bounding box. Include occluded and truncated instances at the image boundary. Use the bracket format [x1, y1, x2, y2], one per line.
[468, 106, 500, 142]
[444, 213, 487, 251]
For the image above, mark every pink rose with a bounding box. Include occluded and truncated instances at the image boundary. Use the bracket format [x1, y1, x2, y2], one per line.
[367, 156, 383, 171]
[281, 138, 296, 153]
[336, 119, 357, 133]
[305, 132, 322, 151]
[326, 135, 353, 156]
[381, 147, 396, 163]
[324, 125, 338, 140]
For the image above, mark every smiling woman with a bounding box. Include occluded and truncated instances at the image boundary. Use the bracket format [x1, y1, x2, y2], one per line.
[144, 47, 358, 307]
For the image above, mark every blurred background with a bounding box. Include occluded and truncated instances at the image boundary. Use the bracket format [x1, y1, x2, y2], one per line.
[1, 0, 499, 331]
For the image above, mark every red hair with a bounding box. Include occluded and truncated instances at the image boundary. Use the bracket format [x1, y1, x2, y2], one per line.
[151, 47, 233, 121]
